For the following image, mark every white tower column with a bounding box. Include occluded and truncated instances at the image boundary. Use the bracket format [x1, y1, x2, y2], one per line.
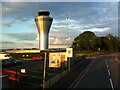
[35, 10, 53, 50]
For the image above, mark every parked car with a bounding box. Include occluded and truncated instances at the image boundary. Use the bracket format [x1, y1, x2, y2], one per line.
[32, 56, 43, 61]
[2, 59, 12, 67]
[9, 58, 22, 65]
[0, 54, 12, 60]
[1, 58, 22, 68]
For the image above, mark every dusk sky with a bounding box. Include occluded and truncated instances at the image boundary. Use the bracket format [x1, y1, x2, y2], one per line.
[0, 1, 119, 49]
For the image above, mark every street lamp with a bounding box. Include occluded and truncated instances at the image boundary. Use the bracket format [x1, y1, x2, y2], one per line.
[66, 17, 69, 48]
[89, 39, 92, 57]
[98, 48, 100, 52]
[66, 17, 71, 72]
[108, 37, 111, 52]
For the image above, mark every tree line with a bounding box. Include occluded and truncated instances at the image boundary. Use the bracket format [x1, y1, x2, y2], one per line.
[72, 31, 120, 52]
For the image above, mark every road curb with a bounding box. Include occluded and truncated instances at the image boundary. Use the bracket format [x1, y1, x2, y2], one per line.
[44, 69, 68, 88]
[44, 60, 85, 88]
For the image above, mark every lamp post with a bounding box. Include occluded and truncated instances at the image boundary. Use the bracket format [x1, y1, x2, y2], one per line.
[89, 39, 92, 57]
[108, 37, 111, 52]
[66, 17, 69, 47]
[66, 17, 71, 72]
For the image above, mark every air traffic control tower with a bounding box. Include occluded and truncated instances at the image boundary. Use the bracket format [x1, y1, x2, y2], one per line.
[35, 10, 53, 50]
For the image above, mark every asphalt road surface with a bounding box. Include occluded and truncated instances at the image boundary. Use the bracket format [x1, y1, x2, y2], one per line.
[71, 54, 119, 89]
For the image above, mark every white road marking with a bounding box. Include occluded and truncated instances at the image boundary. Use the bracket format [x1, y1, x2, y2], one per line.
[109, 78, 114, 90]
[106, 59, 109, 69]
[107, 70, 111, 76]
[107, 69, 114, 90]
[115, 58, 118, 62]
[106, 58, 114, 90]
[107, 65, 109, 68]
[106, 59, 108, 65]
[0, 75, 8, 78]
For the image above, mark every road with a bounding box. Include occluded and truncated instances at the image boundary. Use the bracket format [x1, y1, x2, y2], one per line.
[70, 54, 119, 89]
[1, 54, 119, 89]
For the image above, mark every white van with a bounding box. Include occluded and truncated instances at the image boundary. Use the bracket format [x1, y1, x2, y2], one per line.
[0, 54, 12, 60]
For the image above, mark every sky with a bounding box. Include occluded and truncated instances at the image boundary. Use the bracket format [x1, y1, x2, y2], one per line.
[0, 1, 119, 49]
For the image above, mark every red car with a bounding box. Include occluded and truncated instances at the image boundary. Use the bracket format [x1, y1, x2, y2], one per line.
[32, 56, 43, 61]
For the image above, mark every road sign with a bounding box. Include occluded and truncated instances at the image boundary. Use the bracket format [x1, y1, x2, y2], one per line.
[49, 53, 61, 68]
[21, 69, 26, 73]
[66, 48, 73, 57]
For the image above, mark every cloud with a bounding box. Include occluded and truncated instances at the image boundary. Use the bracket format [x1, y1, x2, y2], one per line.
[23, 42, 35, 46]
[0, 41, 15, 44]
[5, 32, 37, 41]
[49, 36, 74, 45]
[53, 38, 62, 44]
[2, 0, 25, 2]
[1, 2, 118, 49]
[35, 34, 39, 41]
[81, 27, 110, 33]
[1, 0, 120, 2]
[2, 18, 34, 29]
[2, 20, 18, 27]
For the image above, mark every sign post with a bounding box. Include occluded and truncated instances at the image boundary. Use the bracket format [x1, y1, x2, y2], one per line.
[66, 48, 73, 72]
[43, 52, 47, 89]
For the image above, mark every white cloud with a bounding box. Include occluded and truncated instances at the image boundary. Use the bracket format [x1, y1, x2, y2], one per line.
[49, 36, 74, 45]
[35, 34, 39, 41]
[2, 0, 27, 2]
[52, 25, 66, 29]
[53, 38, 61, 44]
[80, 27, 110, 33]
[1, 0, 119, 2]
[1, 2, 118, 49]
[36, 34, 74, 45]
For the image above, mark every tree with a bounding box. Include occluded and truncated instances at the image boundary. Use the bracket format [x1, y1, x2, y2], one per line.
[72, 31, 120, 52]
[104, 34, 119, 52]
[72, 31, 97, 51]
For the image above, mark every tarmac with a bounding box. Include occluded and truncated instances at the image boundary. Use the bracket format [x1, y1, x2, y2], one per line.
[49, 59, 91, 88]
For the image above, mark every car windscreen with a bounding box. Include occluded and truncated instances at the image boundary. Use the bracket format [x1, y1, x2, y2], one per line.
[9, 58, 16, 61]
